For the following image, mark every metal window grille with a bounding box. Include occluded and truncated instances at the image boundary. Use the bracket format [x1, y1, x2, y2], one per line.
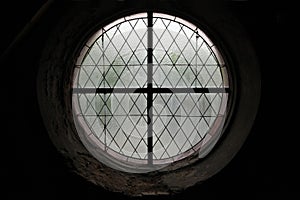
[72, 13, 230, 169]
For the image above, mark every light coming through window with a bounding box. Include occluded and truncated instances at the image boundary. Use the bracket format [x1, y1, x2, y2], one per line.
[72, 12, 230, 173]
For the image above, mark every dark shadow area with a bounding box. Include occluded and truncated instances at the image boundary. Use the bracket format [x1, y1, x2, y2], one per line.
[1, 0, 298, 198]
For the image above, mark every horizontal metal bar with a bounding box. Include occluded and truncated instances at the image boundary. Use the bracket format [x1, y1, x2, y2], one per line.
[73, 87, 229, 94]
[76, 64, 220, 67]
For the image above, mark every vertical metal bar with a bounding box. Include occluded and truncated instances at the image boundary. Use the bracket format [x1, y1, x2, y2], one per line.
[195, 32, 199, 88]
[102, 31, 107, 151]
[147, 12, 153, 165]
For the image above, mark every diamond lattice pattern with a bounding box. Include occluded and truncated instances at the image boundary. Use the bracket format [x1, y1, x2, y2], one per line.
[78, 93, 148, 159]
[74, 14, 226, 161]
[78, 18, 148, 88]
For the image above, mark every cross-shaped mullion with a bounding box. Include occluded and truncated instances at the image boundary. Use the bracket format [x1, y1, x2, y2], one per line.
[73, 13, 229, 164]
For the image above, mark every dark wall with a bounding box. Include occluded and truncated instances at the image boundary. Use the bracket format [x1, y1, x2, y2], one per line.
[1, 0, 298, 198]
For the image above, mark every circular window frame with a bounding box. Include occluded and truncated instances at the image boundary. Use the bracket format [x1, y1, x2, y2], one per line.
[71, 12, 234, 173]
[37, 1, 260, 196]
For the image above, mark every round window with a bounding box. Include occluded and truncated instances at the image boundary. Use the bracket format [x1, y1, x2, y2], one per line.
[72, 12, 230, 173]
[37, 2, 260, 195]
